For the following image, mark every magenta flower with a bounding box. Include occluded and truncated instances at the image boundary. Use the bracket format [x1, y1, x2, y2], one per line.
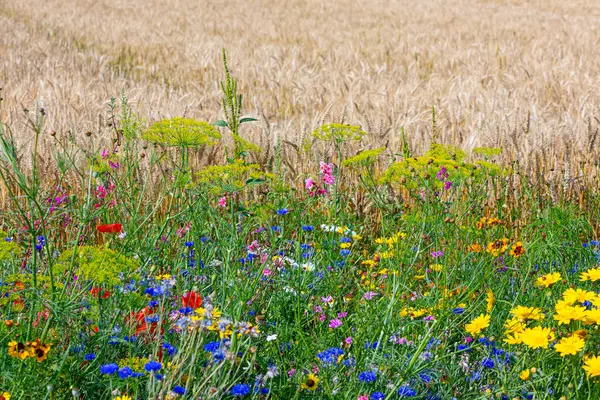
[320, 162, 335, 185]
[328, 318, 343, 329]
[218, 196, 227, 207]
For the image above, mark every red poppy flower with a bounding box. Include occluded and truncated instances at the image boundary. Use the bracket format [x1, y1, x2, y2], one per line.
[97, 223, 122, 234]
[90, 287, 111, 299]
[127, 307, 163, 338]
[182, 291, 203, 309]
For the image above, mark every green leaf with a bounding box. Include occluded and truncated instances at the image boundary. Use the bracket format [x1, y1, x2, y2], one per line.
[239, 117, 258, 124]
[213, 120, 228, 127]
[245, 178, 267, 187]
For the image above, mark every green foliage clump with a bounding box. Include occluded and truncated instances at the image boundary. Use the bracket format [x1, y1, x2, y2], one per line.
[0, 231, 19, 262]
[3, 273, 65, 292]
[56, 246, 139, 286]
[313, 123, 367, 143]
[195, 159, 274, 194]
[143, 117, 221, 148]
[342, 148, 385, 168]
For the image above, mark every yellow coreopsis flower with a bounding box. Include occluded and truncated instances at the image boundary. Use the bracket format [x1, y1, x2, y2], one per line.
[580, 267, 600, 282]
[554, 335, 585, 357]
[486, 290, 495, 314]
[465, 314, 491, 337]
[504, 332, 523, 345]
[520, 326, 554, 349]
[519, 369, 530, 381]
[563, 288, 596, 304]
[510, 306, 544, 321]
[535, 272, 562, 288]
[583, 355, 600, 378]
[553, 305, 586, 325]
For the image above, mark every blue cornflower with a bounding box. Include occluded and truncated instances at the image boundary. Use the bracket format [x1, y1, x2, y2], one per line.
[185, 241, 194, 247]
[231, 383, 251, 397]
[316, 347, 344, 365]
[452, 307, 464, 314]
[419, 372, 431, 383]
[340, 237, 351, 243]
[342, 357, 356, 367]
[100, 363, 118, 375]
[118, 366, 133, 379]
[398, 385, 417, 397]
[277, 208, 289, 215]
[131, 372, 144, 378]
[371, 392, 385, 400]
[71, 344, 85, 353]
[155, 373, 164, 380]
[84, 353, 96, 361]
[457, 344, 470, 351]
[144, 361, 162, 372]
[271, 226, 281, 232]
[358, 371, 377, 383]
[482, 358, 495, 368]
[163, 342, 178, 356]
[340, 249, 351, 257]
[179, 306, 193, 315]
[468, 372, 481, 381]
[148, 300, 159, 308]
[173, 386, 186, 395]
[302, 225, 314, 232]
[145, 315, 160, 323]
[204, 341, 221, 352]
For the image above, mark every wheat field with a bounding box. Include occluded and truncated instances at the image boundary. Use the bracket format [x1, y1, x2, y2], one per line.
[1, 0, 600, 178]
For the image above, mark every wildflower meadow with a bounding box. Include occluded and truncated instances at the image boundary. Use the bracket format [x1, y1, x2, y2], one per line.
[1, 52, 600, 400]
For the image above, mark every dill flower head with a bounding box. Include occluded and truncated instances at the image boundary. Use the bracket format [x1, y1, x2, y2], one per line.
[56, 246, 139, 286]
[464, 314, 490, 337]
[554, 335, 585, 357]
[342, 148, 385, 168]
[472, 146, 502, 159]
[312, 123, 367, 143]
[143, 117, 221, 148]
[0, 231, 20, 262]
